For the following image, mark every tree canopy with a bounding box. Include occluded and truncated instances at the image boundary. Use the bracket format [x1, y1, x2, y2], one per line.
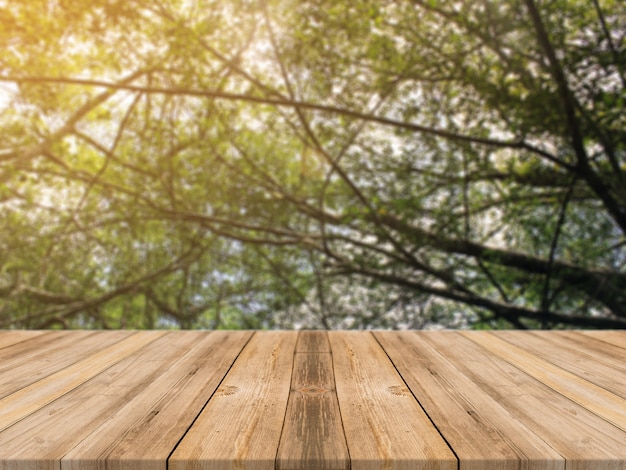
[1, 0, 625, 329]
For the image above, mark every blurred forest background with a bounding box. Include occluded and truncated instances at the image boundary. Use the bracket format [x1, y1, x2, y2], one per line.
[0, 0, 625, 330]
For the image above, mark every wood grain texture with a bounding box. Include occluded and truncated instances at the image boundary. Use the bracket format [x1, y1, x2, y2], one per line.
[0, 330, 131, 399]
[328, 331, 456, 470]
[578, 330, 626, 349]
[295, 331, 331, 353]
[277, 331, 349, 470]
[462, 331, 626, 432]
[0, 332, 190, 470]
[0, 330, 625, 470]
[0, 330, 46, 349]
[0, 330, 164, 433]
[441, 332, 626, 469]
[61, 331, 252, 470]
[375, 331, 563, 470]
[555, 331, 626, 361]
[169, 331, 298, 470]
[492, 330, 626, 399]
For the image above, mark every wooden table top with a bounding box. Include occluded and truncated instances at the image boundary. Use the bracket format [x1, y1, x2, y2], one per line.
[0, 330, 625, 470]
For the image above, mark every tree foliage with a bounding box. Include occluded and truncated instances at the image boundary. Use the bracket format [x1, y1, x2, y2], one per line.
[1, 0, 625, 329]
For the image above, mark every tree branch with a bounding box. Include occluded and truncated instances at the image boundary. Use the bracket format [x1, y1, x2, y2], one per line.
[377, 212, 626, 317]
[334, 260, 626, 329]
[0, 75, 564, 164]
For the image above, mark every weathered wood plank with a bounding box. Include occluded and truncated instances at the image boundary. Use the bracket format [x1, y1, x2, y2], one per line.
[537, 331, 626, 368]
[61, 331, 253, 470]
[462, 331, 626, 432]
[0, 330, 131, 399]
[276, 331, 349, 470]
[0, 331, 91, 398]
[557, 331, 626, 372]
[0, 330, 165, 433]
[578, 330, 626, 349]
[0, 331, 82, 375]
[0, 330, 625, 470]
[441, 332, 626, 469]
[295, 330, 330, 353]
[0, 331, 187, 470]
[492, 330, 626, 400]
[554, 331, 626, 376]
[169, 331, 297, 470]
[0, 330, 47, 349]
[375, 331, 563, 470]
[328, 331, 456, 470]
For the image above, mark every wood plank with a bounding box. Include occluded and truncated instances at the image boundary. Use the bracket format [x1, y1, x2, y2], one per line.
[295, 330, 330, 353]
[0, 331, 79, 373]
[435, 332, 626, 469]
[276, 331, 349, 470]
[61, 331, 252, 470]
[0, 330, 624, 470]
[578, 330, 626, 349]
[0, 330, 165, 432]
[0, 330, 132, 399]
[0, 331, 192, 470]
[169, 331, 297, 470]
[557, 331, 626, 377]
[541, 331, 626, 368]
[0, 330, 47, 349]
[491, 330, 626, 399]
[462, 331, 626, 432]
[374, 331, 563, 470]
[328, 331, 456, 470]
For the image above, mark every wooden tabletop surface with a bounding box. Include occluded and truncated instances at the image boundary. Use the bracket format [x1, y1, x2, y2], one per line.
[0, 330, 625, 470]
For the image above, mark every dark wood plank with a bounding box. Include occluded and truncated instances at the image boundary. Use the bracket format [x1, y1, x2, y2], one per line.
[295, 330, 330, 353]
[277, 331, 349, 470]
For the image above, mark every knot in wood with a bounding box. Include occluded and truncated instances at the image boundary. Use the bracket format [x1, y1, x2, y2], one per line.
[216, 385, 239, 396]
[387, 385, 411, 396]
[296, 386, 329, 395]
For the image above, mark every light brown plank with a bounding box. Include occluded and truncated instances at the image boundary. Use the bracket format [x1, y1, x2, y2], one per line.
[277, 331, 349, 470]
[60, 331, 252, 470]
[295, 330, 331, 353]
[375, 331, 563, 470]
[169, 331, 297, 470]
[0, 330, 165, 433]
[578, 330, 626, 349]
[0, 330, 47, 349]
[0, 331, 80, 373]
[328, 331, 456, 470]
[541, 331, 626, 368]
[0, 331, 192, 470]
[492, 330, 626, 399]
[556, 331, 626, 376]
[462, 331, 626, 432]
[0, 330, 132, 399]
[436, 332, 626, 469]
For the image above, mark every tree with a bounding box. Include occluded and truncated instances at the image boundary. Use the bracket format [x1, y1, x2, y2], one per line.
[0, 0, 625, 329]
